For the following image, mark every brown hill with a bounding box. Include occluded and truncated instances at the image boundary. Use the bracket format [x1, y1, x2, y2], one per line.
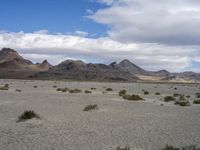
[33, 59, 139, 81]
[0, 48, 51, 79]
[0, 48, 200, 82]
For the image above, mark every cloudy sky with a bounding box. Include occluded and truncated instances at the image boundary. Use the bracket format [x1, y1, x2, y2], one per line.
[0, 0, 200, 72]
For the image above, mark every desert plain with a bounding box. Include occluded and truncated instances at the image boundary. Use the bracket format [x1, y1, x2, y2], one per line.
[0, 79, 200, 150]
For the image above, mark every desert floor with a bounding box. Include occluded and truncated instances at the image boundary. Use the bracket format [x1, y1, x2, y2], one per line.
[0, 79, 200, 150]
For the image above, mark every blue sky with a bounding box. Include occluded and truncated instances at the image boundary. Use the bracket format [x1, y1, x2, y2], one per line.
[0, 0, 200, 72]
[0, 0, 107, 36]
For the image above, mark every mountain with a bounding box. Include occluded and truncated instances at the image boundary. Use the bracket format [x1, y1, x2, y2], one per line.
[117, 59, 150, 75]
[0, 48, 199, 82]
[0, 48, 51, 79]
[33, 59, 139, 81]
[36, 60, 52, 70]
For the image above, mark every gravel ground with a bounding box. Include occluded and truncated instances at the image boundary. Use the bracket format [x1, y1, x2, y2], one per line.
[0, 79, 200, 150]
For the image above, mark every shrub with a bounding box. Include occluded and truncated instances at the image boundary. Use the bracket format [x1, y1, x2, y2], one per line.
[144, 91, 149, 95]
[34, 86, 37, 88]
[164, 96, 175, 102]
[174, 88, 177, 90]
[0, 84, 9, 90]
[162, 145, 179, 150]
[179, 95, 185, 101]
[57, 88, 68, 92]
[83, 104, 98, 111]
[17, 110, 40, 122]
[162, 144, 200, 150]
[84, 90, 92, 94]
[193, 99, 200, 104]
[4, 84, 9, 88]
[53, 85, 57, 88]
[195, 92, 200, 98]
[173, 93, 180, 97]
[91, 88, 96, 90]
[116, 145, 130, 150]
[106, 88, 113, 91]
[119, 90, 127, 96]
[155, 92, 160, 95]
[123, 94, 143, 101]
[69, 88, 82, 93]
[16, 89, 22, 92]
[174, 100, 190, 106]
[186, 95, 190, 98]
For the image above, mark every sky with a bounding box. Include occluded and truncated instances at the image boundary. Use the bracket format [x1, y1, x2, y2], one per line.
[0, 0, 200, 72]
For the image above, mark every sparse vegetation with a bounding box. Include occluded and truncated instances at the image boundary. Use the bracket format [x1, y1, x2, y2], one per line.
[123, 94, 143, 101]
[15, 89, 22, 92]
[57, 88, 68, 92]
[173, 93, 180, 97]
[174, 100, 190, 106]
[186, 95, 190, 98]
[83, 104, 98, 111]
[119, 90, 127, 96]
[164, 96, 175, 102]
[0, 84, 9, 90]
[17, 110, 40, 122]
[193, 99, 200, 104]
[174, 95, 190, 106]
[179, 94, 185, 101]
[116, 145, 130, 150]
[69, 88, 82, 93]
[84, 90, 92, 94]
[106, 88, 113, 91]
[195, 92, 200, 98]
[144, 91, 149, 95]
[162, 144, 200, 150]
[155, 92, 160, 95]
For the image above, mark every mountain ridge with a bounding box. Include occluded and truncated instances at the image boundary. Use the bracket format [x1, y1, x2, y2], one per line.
[0, 48, 199, 82]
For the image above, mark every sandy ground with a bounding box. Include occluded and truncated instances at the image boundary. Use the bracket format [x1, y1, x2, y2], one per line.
[0, 79, 200, 150]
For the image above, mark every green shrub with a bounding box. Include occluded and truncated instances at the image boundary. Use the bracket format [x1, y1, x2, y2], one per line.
[83, 104, 98, 111]
[123, 94, 143, 101]
[193, 99, 200, 104]
[17, 110, 40, 122]
[116, 145, 130, 150]
[155, 92, 160, 95]
[144, 91, 149, 95]
[164, 96, 175, 102]
[106, 88, 113, 91]
[119, 90, 127, 96]
[91, 88, 96, 90]
[84, 90, 92, 94]
[69, 88, 82, 93]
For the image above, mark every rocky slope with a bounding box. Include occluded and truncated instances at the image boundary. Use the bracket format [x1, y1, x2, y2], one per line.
[0, 48, 199, 82]
[0, 48, 51, 79]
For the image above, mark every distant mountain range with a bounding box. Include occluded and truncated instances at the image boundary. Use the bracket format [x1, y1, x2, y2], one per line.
[0, 48, 200, 82]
